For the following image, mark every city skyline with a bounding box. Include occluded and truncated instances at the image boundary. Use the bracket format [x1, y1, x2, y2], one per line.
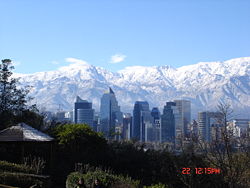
[1, 1, 250, 74]
[57, 89, 249, 145]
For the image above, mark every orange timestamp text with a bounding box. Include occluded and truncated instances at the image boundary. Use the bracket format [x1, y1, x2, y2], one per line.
[181, 167, 221, 175]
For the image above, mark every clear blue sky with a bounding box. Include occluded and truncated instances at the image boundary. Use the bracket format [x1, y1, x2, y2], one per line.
[0, 0, 250, 74]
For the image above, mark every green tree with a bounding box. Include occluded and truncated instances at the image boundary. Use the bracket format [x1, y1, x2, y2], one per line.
[51, 123, 109, 186]
[54, 124, 106, 149]
[0, 59, 42, 130]
[0, 59, 29, 112]
[53, 123, 108, 165]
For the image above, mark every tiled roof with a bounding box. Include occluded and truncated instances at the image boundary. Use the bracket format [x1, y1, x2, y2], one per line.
[0, 123, 54, 142]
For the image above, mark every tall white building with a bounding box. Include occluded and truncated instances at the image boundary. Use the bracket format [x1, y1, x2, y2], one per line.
[174, 100, 191, 137]
[122, 113, 132, 140]
[231, 119, 250, 138]
[198, 111, 222, 142]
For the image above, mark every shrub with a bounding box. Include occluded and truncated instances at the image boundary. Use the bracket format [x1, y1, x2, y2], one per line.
[23, 156, 46, 175]
[0, 172, 44, 188]
[109, 181, 137, 188]
[143, 183, 169, 188]
[53, 124, 106, 147]
[53, 124, 108, 164]
[0, 161, 35, 174]
[66, 167, 140, 188]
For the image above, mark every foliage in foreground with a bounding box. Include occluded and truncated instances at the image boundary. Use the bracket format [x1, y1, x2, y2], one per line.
[0, 161, 35, 174]
[48, 123, 110, 187]
[66, 166, 140, 188]
[143, 183, 169, 188]
[0, 160, 49, 188]
[0, 171, 44, 188]
[51, 123, 109, 166]
[51, 124, 247, 187]
[53, 123, 105, 147]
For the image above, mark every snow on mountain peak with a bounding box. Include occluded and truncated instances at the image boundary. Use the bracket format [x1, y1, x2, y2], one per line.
[177, 57, 250, 77]
[14, 56, 250, 118]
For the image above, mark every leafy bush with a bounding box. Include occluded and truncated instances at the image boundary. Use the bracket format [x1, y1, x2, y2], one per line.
[52, 124, 108, 164]
[23, 156, 46, 175]
[53, 124, 106, 147]
[143, 183, 169, 188]
[0, 161, 35, 174]
[0, 172, 44, 188]
[0, 160, 50, 188]
[109, 181, 137, 188]
[66, 167, 140, 188]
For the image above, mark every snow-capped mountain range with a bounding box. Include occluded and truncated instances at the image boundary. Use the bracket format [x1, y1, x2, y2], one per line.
[14, 57, 250, 118]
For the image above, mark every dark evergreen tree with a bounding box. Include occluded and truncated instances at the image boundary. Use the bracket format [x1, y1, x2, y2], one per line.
[0, 59, 40, 129]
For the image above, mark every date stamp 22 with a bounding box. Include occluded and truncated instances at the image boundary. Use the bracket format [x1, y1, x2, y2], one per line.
[182, 167, 221, 175]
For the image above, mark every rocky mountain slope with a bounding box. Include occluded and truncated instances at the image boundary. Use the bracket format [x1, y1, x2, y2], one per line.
[15, 57, 250, 118]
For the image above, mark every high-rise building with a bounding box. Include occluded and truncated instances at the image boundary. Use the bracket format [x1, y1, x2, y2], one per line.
[122, 113, 132, 140]
[211, 123, 224, 141]
[145, 123, 154, 142]
[65, 111, 73, 122]
[55, 111, 67, 122]
[93, 112, 100, 132]
[151, 107, 161, 142]
[198, 111, 222, 142]
[174, 100, 191, 137]
[151, 107, 160, 121]
[132, 101, 153, 142]
[161, 102, 178, 143]
[100, 87, 123, 138]
[232, 119, 250, 138]
[74, 96, 94, 127]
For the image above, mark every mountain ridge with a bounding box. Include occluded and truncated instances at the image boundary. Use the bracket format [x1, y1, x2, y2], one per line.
[14, 57, 250, 118]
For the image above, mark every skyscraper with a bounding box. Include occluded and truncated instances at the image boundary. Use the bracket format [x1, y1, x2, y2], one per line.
[174, 100, 191, 137]
[161, 102, 177, 143]
[151, 107, 160, 121]
[122, 113, 132, 140]
[232, 119, 250, 138]
[74, 96, 94, 127]
[151, 107, 161, 142]
[198, 111, 222, 142]
[100, 87, 122, 138]
[132, 101, 152, 142]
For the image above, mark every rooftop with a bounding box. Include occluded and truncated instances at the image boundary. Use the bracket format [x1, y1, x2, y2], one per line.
[0, 123, 54, 142]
